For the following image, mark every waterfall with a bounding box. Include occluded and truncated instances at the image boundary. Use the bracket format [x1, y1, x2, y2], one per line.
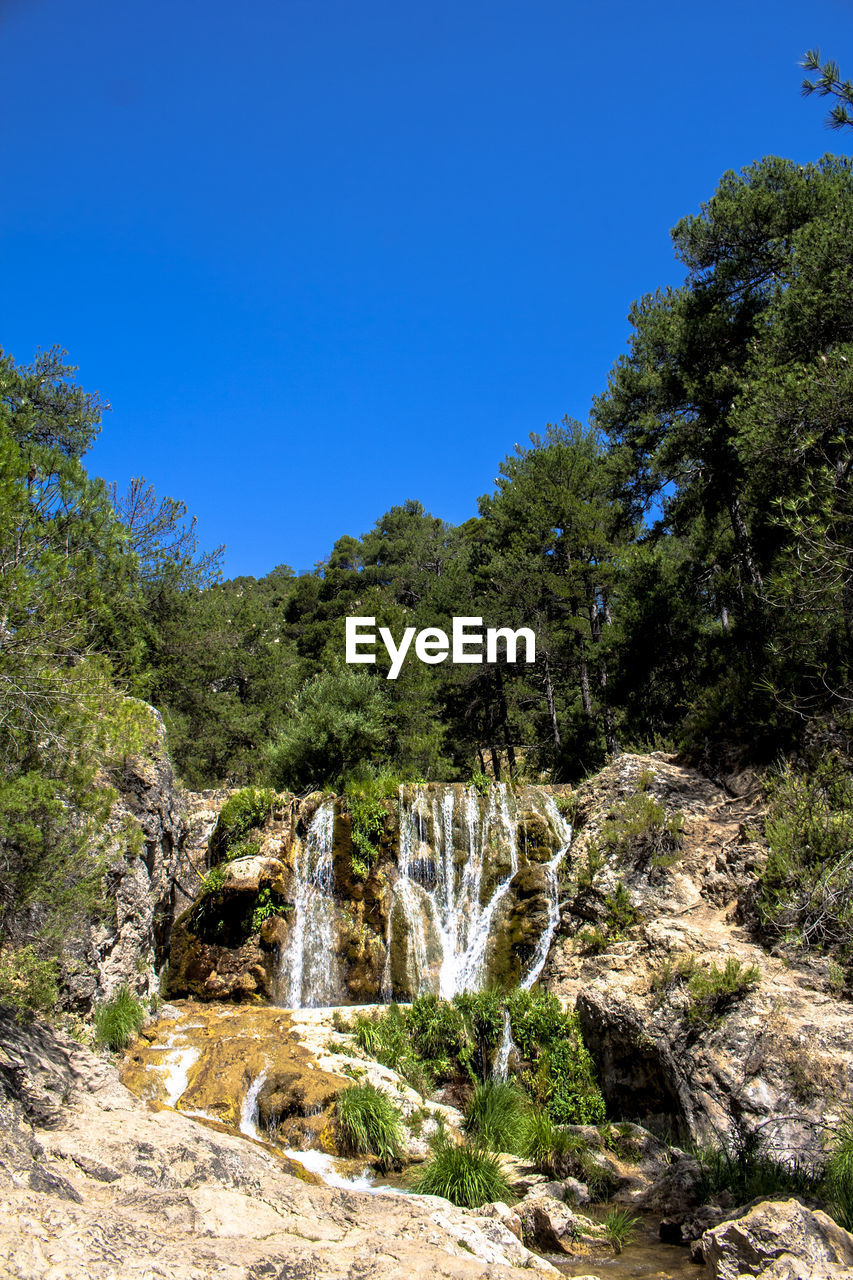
[388, 783, 568, 998]
[494, 1011, 516, 1080]
[280, 801, 343, 1007]
[520, 793, 571, 990]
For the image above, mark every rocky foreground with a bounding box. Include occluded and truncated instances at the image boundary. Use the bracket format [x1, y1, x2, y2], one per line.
[0, 1009, 554, 1280]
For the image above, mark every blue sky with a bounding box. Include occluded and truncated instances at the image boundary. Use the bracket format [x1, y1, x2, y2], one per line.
[2, 0, 850, 577]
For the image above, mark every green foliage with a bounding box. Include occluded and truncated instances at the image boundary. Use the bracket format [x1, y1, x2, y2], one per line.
[335, 1082, 404, 1171]
[409, 1135, 512, 1207]
[464, 1080, 528, 1154]
[0, 946, 60, 1019]
[93, 985, 146, 1051]
[694, 1124, 821, 1205]
[343, 765, 403, 878]
[801, 49, 853, 131]
[599, 1207, 639, 1254]
[758, 760, 853, 955]
[650, 952, 699, 1007]
[251, 886, 287, 932]
[353, 988, 605, 1127]
[686, 957, 761, 1027]
[602, 882, 642, 935]
[600, 790, 685, 869]
[212, 787, 276, 862]
[266, 665, 390, 792]
[824, 1111, 853, 1230]
[469, 770, 492, 796]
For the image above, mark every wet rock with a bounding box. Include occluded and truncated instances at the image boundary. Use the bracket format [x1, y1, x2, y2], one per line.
[0, 1010, 550, 1280]
[700, 1198, 853, 1278]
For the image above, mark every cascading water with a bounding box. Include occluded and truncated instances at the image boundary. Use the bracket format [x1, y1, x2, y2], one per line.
[386, 783, 571, 998]
[280, 801, 344, 1007]
[520, 793, 571, 990]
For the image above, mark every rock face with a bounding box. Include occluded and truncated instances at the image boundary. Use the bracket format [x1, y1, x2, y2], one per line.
[0, 1007, 556, 1279]
[701, 1198, 853, 1279]
[541, 753, 853, 1160]
[63, 710, 187, 1012]
[120, 1000, 465, 1163]
[167, 782, 572, 1007]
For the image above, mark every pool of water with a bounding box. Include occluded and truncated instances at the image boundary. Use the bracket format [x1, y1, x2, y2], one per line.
[552, 1215, 707, 1280]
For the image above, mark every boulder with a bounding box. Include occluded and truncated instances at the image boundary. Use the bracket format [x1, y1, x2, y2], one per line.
[517, 1193, 606, 1255]
[701, 1198, 853, 1278]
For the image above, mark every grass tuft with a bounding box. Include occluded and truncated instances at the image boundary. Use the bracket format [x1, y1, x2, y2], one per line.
[464, 1079, 528, 1154]
[409, 1138, 512, 1207]
[93, 985, 146, 1051]
[335, 1082, 404, 1171]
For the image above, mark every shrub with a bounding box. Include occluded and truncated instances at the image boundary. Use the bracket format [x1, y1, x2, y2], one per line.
[470, 770, 492, 796]
[603, 882, 642, 935]
[212, 787, 276, 862]
[94, 985, 146, 1051]
[410, 1138, 512, 1207]
[0, 946, 59, 1019]
[344, 765, 403, 878]
[650, 951, 699, 1007]
[335, 1082, 403, 1171]
[600, 789, 685, 869]
[266, 666, 390, 792]
[464, 1080, 528, 1154]
[758, 759, 853, 955]
[823, 1110, 853, 1231]
[694, 1124, 821, 1204]
[521, 1108, 585, 1176]
[686, 957, 761, 1026]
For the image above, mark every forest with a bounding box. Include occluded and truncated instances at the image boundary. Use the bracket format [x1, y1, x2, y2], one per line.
[1, 143, 852, 1002]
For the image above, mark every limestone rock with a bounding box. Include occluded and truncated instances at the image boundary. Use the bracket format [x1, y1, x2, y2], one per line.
[0, 1008, 550, 1280]
[701, 1198, 853, 1279]
[63, 707, 187, 1011]
[542, 752, 853, 1160]
[517, 1193, 606, 1255]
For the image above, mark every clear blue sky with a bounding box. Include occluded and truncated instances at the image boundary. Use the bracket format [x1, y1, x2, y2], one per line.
[2, 0, 850, 577]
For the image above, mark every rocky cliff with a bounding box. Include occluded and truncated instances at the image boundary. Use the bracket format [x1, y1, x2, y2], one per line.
[542, 752, 853, 1161]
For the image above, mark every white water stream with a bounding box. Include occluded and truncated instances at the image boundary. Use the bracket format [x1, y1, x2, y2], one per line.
[280, 801, 344, 1007]
[386, 784, 571, 998]
[277, 784, 570, 1008]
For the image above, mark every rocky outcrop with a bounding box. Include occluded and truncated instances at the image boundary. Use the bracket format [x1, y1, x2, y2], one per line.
[120, 1000, 465, 1162]
[62, 710, 187, 1012]
[0, 1006, 556, 1279]
[542, 753, 853, 1160]
[701, 1198, 853, 1278]
[167, 782, 573, 1006]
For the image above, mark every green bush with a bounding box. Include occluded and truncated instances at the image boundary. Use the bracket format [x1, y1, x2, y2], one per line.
[266, 666, 390, 792]
[521, 1108, 585, 1176]
[686, 957, 761, 1026]
[600, 789, 685, 869]
[758, 759, 853, 955]
[212, 787, 276, 862]
[470, 770, 492, 796]
[0, 946, 59, 1019]
[464, 1080, 528, 1154]
[335, 1082, 403, 1171]
[353, 988, 606, 1128]
[94, 985, 146, 1051]
[344, 765, 404, 878]
[603, 882, 642, 935]
[410, 1137, 512, 1207]
[824, 1110, 853, 1231]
